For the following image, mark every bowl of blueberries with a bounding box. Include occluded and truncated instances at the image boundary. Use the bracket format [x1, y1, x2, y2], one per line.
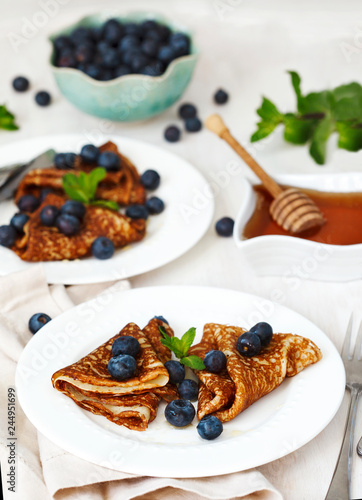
[49, 12, 198, 121]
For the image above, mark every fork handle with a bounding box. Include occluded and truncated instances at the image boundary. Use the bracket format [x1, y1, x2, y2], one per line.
[325, 387, 360, 499]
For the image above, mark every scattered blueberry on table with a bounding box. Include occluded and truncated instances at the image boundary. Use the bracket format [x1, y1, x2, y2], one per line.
[236, 331, 262, 357]
[0, 225, 17, 248]
[10, 213, 29, 233]
[164, 399, 195, 427]
[91, 236, 115, 260]
[214, 88, 229, 104]
[250, 322, 273, 346]
[125, 204, 149, 220]
[17, 194, 40, 213]
[108, 353, 137, 380]
[56, 213, 81, 236]
[215, 217, 234, 237]
[35, 91, 51, 107]
[12, 76, 29, 92]
[112, 336, 141, 358]
[185, 117, 202, 132]
[140, 169, 161, 190]
[164, 360, 185, 384]
[178, 379, 199, 401]
[197, 415, 223, 440]
[178, 103, 197, 119]
[204, 350, 227, 373]
[146, 196, 165, 215]
[40, 205, 60, 227]
[28, 313, 52, 334]
[164, 125, 181, 143]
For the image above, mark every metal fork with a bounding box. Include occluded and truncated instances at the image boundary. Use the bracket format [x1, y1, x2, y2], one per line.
[326, 315, 362, 499]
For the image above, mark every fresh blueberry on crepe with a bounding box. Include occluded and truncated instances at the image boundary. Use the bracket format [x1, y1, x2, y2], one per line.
[54, 152, 76, 170]
[164, 360, 185, 384]
[98, 151, 120, 171]
[140, 169, 161, 190]
[146, 196, 165, 215]
[56, 214, 81, 236]
[40, 205, 60, 227]
[204, 350, 227, 373]
[112, 336, 141, 358]
[108, 354, 137, 381]
[236, 331, 261, 357]
[28, 313, 52, 334]
[12, 76, 29, 92]
[178, 379, 199, 401]
[125, 204, 149, 220]
[80, 144, 100, 163]
[17, 194, 40, 213]
[91, 237, 115, 260]
[165, 399, 195, 427]
[39, 188, 54, 203]
[178, 103, 197, 120]
[197, 415, 223, 440]
[250, 322, 273, 346]
[60, 200, 86, 220]
[215, 217, 234, 237]
[0, 225, 17, 248]
[164, 125, 181, 143]
[10, 213, 29, 233]
[154, 315, 169, 324]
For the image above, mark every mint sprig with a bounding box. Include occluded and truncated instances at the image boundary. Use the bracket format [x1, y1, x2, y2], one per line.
[62, 167, 120, 210]
[159, 326, 205, 370]
[0, 105, 19, 131]
[251, 71, 362, 164]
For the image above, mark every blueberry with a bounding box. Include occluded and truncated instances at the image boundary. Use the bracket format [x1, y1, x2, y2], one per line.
[60, 200, 86, 220]
[236, 331, 261, 357]
[101, 47, 120, 69]
[112, 336, 141, 358]
[10, 213, 29, 233]
[157, 45, 176, 65]
[164, 125, 181, 143]
[98, 69, 114, 81]
[91, 236, 115, 260]
[103, 19, 124, 45]
[12, 76, 29, 92]
[185, 117, 202, 132]
[84, 64, 102, 79]
[108, 354, 137, 380]
[0, 225, 17, 247]
[197, 415, 223, 440]
[40, 205, 60, 226]
[141, 38, 160, 58]
[80, 144, 100, 163]
[250, 322, 273, 347]
[28, 312, 52, 334]
[114, 65, 131, 77]
[57, 51, 77, 68]
[178, 379, 199, 401]
[70, 27, 92, 45]
[54, 152, 76, 170]
[123, 22, 143, 37]
[214, 89, 229, 104]
[35, 91, 51, 107]
[141, 170, 161, 191]
[140, 60, 164, 76]
[178, 103, 197, 120]
[169, 32, 190, 56]
[118, 35, 140, 52]
[122, 48, 142, 67]
[165, 399, 195, 427]
[215, 217, 234, 237]
[154, 315, 169, 324]
[97, 40, 112, 55]
[141, 19, 158, 32]
[75, 43, 94, 64]
[146, 196, 165, 215]
[98, 151, 120, 171]
[53, 35, 73, 52]
[39, 188, 54, 203]
[56, 214, 81, 236]
[203, 350, 227, 373]
[17, 194, 40, 213]
[130, 52, 149, 73]
[125, 204, 149, 220]
[164, 360, 185, 384]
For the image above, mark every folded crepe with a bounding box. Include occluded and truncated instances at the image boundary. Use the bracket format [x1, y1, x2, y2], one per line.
[12, 193, 146, 262]
[52, 319, 178, 431]
[189, 323, 322, 422]
[15, 141, 146, 206]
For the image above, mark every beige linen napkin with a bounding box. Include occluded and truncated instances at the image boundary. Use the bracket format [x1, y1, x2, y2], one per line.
[0, 266, 282, 500]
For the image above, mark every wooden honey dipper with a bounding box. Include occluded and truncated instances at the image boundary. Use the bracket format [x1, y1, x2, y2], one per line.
[205, 114, 325, 234]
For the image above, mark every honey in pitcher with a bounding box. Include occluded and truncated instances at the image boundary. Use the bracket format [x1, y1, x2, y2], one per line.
[243, 185, 362, 245]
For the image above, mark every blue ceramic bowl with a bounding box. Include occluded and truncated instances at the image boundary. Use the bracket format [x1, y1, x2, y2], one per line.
[49, 12, 198, 121]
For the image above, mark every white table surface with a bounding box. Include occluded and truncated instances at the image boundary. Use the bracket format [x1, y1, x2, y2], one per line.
[1, 0, 362, 498]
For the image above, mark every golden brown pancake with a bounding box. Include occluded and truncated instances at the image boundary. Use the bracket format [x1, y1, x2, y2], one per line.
[190, 323, 322, 422]
[12, 193, 146, 262]
[52, 319, 178, 431]
[15, 141, 146, 206]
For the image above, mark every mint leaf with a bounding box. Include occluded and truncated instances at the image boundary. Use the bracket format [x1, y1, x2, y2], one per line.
[336, 121, 362, 151]
[179, 327, 196, 356]
[283, 113, 317, 144]
[159, 326, 184, 359]
[251, 98, 283, 142]
[0, 105, 19, 131]
[309, 115, 335, 165]
[62, 167, 111, 206]
[91, 200, 120, 211]
[180, 355, 205, 370]
[288, 71, 305, 113]
[88, 167, 106, 199]
[332, 82, 362, 101]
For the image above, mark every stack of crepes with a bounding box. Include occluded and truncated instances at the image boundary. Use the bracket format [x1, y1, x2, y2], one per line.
[12, 192, 146, 261]
[15, 141, 146, 206]
[52, 318, 178, 431]
[188, 323, 322, 422]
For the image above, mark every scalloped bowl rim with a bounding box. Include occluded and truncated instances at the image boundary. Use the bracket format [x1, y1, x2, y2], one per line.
[48, 11, 199, 86]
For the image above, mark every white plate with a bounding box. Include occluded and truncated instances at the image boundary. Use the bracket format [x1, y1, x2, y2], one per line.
[15, 286, 345, 478]
[233, 172, 362, 282]
[0, 135, 213, 284]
